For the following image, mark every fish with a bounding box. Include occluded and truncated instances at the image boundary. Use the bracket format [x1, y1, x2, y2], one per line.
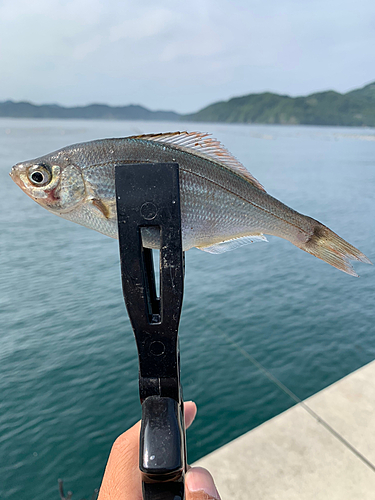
[9, 131, 371, 276]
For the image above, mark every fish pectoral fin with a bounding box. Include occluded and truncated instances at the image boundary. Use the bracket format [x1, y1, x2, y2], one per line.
[197, 234, 268, 254]
[90, 198, 112, 219]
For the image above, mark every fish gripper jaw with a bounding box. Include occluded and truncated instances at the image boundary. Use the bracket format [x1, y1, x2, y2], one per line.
[116, 163, 186, 500]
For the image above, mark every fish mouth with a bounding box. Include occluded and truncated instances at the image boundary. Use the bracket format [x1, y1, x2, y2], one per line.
[9, 164, 26, 188]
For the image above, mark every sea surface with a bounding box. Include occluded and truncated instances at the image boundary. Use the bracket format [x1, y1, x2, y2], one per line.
[0, 118, 374, 499]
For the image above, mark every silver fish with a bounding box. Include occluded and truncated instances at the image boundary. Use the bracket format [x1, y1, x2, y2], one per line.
[9, 131, 371, 276]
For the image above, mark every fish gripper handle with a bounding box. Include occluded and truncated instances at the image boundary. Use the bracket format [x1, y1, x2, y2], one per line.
[115, 163, 186, 500]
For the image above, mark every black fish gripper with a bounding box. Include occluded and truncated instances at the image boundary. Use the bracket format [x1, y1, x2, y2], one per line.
[115, 163, 186, 500]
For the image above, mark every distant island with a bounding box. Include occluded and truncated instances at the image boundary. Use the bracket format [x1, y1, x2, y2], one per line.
[185, 81, 375, 127]
[0, 101, 179, 122]
[1, 81, 375, 127]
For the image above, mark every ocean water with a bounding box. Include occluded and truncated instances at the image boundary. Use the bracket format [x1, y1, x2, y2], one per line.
[0, 118, 374, 499]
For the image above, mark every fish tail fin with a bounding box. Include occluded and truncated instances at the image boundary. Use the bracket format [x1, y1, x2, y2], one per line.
[296, 221, 372, 277]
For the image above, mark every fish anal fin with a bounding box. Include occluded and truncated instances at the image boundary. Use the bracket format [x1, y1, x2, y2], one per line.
[130, 131, 266, 192]
[198, 234, 268, 254]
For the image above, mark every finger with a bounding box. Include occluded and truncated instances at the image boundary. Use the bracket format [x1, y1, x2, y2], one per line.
[185, 467, 221, 500]
[184, 401, 197, 429]
[98, 419, 142, 500]
[98, 401, 198, 500]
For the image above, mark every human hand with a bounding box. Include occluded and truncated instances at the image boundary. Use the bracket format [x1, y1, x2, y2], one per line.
[98, 401, 221, 500]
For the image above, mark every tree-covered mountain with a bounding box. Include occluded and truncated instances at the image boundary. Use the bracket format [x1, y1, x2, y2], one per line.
[184, 82, 375, 127]
[0, 101, 179, 121]
[1, 81, 375, 126]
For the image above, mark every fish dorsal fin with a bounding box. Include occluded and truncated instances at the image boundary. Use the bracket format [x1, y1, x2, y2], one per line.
[131, 131, 266, 192]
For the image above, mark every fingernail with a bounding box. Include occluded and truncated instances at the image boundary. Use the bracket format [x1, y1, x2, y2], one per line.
[186, 467, 221, 500]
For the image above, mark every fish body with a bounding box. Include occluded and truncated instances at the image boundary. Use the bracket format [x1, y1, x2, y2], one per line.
[10, 131, 371, 276]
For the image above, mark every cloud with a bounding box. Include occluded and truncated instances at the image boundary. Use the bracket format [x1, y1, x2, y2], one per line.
[109, 7, 178, 42]
[0, 0, 374, 112]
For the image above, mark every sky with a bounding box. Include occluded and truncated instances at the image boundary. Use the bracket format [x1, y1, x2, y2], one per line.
[0, 0, 375, 114]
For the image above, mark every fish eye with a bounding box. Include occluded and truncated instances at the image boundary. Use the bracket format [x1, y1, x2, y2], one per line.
[31, 171, 44, 183]
[28, 164, 52, 186]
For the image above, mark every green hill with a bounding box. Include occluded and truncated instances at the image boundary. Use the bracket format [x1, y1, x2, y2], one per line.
[0, 101, 179, 121]
[184, 82, 375, 127]
[1, 81, 375, 126]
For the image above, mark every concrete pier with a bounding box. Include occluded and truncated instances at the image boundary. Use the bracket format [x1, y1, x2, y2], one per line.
[195, 360, 375, 499]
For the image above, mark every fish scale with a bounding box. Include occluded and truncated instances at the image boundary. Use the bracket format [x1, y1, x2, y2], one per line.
[10, 131, 371, 276]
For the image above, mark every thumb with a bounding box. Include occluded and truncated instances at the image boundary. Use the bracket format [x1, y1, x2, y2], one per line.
[185, 467, 221, 500]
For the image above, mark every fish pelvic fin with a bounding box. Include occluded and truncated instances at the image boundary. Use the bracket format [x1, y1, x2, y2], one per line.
[297, 222, 372, 277]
